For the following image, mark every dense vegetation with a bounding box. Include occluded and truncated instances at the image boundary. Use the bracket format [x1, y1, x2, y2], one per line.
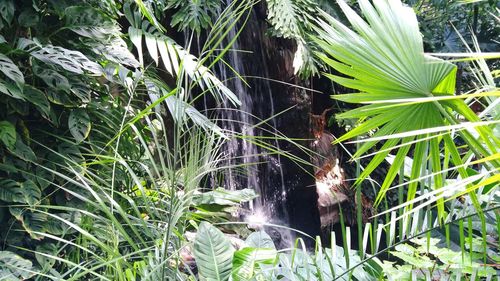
[0, 0, 498, 280]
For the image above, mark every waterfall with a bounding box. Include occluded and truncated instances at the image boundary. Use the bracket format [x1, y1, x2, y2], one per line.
[195, 1, 322, 246]
[215, 3, 289, 227]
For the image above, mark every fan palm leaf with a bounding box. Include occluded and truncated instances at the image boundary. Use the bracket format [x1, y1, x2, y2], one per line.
[313, 0, 499, 218]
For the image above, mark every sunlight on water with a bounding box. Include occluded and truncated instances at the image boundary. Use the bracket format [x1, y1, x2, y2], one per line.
[245, 209, 268, 229]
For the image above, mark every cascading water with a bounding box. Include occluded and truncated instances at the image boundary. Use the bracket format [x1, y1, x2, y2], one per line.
[215, 2, 290, 231]
[196, 1, 322, 246]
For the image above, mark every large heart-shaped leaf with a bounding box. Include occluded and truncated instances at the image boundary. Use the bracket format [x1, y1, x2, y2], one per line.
[64, 6, 119, 39]
[68, 109, 91, 143]
[9, 137, 36, 162]
[0, 53, 24, 87]
[0, 179, 40, 206]
[193, 222, 234, 281]
[33, 65, 71, 92]
[23, 86, 51, 118]
[0, 179, 24, 203]
[0, 120, 16, 149]
[0, 251, 34, 280]
[31, 45, 103, 75]
[0, 0, 14, 25]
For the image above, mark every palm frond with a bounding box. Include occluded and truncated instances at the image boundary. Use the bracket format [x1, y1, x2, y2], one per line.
[314, 0, 499, 216]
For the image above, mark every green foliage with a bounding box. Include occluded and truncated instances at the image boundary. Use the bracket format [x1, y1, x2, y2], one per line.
[314, 0, 499, 223]
[232, 231, 277, 281]
[0, 0, 497, 280]
[167, 0, 221, 34]
[232, 247, 277, 281]
[406, 0, 500, 53]
[0, 250, 34, 280]
[194, 222, 235, 281]
[0, 0, 242, 277]
[0, 120, 15, 149]
[192, 188, 258, 206]
[68, 109, 91, 143]
[266, 0, 323, 77]
[314, 0, 499, 279]
[382, 237, 497, 280]
[0, 0, 129, 255]
[267, 0, 315, 39]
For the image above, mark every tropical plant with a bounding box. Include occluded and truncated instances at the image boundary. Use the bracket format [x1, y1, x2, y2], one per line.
[381, 237, 496, 280]
[406, 0, 500, 53]
[265, 0, 323, 77]
[314, 0, 498, 218]
[313, 0, 499, 278]
[1, 0, 499, 280]
[0, 0, 248, 276]
[0, 0, 131, 259]
[191, 222, 381, 281]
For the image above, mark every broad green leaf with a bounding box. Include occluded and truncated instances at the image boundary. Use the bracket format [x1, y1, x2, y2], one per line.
[232, 247, 277, 281]
[69, 81, 91, 103]
[192, 188, 258, 206]
[20, 180, 41, 206]
[389, 250, 434, 269]
[0, 179, 24, 203]
[31, 45, 103, 75]
[18, 8, 39, 27]
[24, 86, 50, 118]
[0, 251, 34, 280]
[0, 53, 24, 86]
[193, 222, 234, 281]
[64, 6, 119, 39]
[92, 37, 139, 68]
[245, 231, 275, 249]
[0, 179, 39, 206]
[68, 109, 91, 143]
[33, 66, 71, 92]
[8, 206, 22, 220]
[35, 243, 57, 270]
[46, 90, 77, 107]
[21, 211, 46, 240]
[0, 0, 14, 25]
[0, 120, 16, 149]
[0, 79, 24, 100]
[9, 137, 36, 162]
